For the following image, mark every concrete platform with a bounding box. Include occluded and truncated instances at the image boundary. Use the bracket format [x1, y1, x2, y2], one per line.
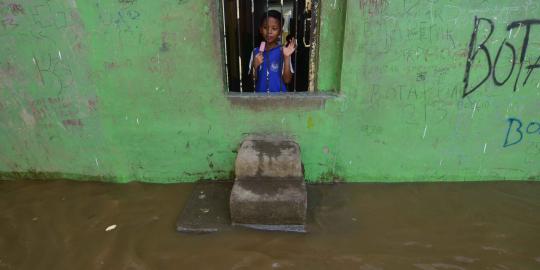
[176, 181, 232, 233]
[176, 180, 323, 233]
[229, 179, 307, 228]
[177, 135, 308, 233]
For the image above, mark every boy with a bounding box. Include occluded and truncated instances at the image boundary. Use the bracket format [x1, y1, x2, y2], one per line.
[249, 10, 296, 92]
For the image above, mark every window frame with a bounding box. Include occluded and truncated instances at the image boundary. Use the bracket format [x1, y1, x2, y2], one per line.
[217, 0, 324, 95]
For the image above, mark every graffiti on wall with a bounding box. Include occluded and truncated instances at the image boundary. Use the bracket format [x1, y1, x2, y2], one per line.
[96, 1, 141, 33]
[463, 17, 540, 98]
[32, 52, 74, 95]
[503, 117, 540, 147]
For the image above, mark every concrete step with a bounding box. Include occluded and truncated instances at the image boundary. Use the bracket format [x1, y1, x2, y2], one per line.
[235, 135, 303, 180]
[230, 178, 307, 231]
[230, 135, 307, 231]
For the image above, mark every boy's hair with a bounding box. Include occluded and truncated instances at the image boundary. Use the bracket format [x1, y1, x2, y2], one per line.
[260, 10, 283, 27]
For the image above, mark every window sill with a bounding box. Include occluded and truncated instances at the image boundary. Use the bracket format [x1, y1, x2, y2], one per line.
[226, 92, 337, 111]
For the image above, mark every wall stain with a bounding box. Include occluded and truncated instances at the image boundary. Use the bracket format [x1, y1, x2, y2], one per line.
[1, 3, 25, 28]
[307, 115, 314, 129]
[0, 60, 18, 88]
[20, 109, 36, 128]
[207, 153, 214, 169]
[62, 119, 83, 127]
[8, 3, 25, 14]
[119, 0, 136, 4]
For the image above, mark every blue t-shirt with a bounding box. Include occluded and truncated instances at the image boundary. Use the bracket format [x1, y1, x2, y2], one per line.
[249, 45, 293, 92]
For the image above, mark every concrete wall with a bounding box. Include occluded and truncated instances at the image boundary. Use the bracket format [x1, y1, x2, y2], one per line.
[0, 0, 539, 182]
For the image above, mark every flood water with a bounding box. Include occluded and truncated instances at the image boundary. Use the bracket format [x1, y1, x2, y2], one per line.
[1, 180, 540, 270]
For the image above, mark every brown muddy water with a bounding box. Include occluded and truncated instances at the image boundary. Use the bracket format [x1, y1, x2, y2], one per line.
[1, 180, 540, 270]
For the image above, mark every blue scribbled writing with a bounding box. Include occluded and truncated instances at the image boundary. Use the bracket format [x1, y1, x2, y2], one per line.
[503, 117, 540, 147]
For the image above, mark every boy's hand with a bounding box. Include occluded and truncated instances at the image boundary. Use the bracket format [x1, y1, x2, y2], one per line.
[283, 38, 296, 57]
[253, 52, 264, 69]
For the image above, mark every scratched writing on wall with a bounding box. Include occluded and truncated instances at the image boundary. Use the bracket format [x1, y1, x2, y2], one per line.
[31, 2, 67, 29]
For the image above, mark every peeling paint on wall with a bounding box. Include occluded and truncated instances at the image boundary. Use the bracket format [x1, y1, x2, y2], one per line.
[20, 109, 36, 128]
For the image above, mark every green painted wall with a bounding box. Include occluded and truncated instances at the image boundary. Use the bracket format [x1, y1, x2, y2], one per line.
[0, 0, 539, 182]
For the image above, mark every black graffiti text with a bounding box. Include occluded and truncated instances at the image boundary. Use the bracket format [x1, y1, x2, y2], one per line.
[463, 17, 540, 98]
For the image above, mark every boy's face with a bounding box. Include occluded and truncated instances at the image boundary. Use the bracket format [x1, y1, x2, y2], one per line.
[260, 17, 281, 45]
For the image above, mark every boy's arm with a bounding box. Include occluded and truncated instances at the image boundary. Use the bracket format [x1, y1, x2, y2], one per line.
[282, 55, 293, 84]
[251, 63, 258, 81]
[249, 52, 256, 81]
[252, 52, 264, 81]
[282, 39, 296, 85]
[251, 65, 257, 81]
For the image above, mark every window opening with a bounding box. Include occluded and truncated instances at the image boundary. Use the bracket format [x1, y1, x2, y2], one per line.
[221, 0, 318, 93]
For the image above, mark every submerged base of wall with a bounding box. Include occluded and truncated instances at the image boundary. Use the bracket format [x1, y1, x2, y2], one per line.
[0, 171, 115, 182]
[2, 171, 539, 183]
